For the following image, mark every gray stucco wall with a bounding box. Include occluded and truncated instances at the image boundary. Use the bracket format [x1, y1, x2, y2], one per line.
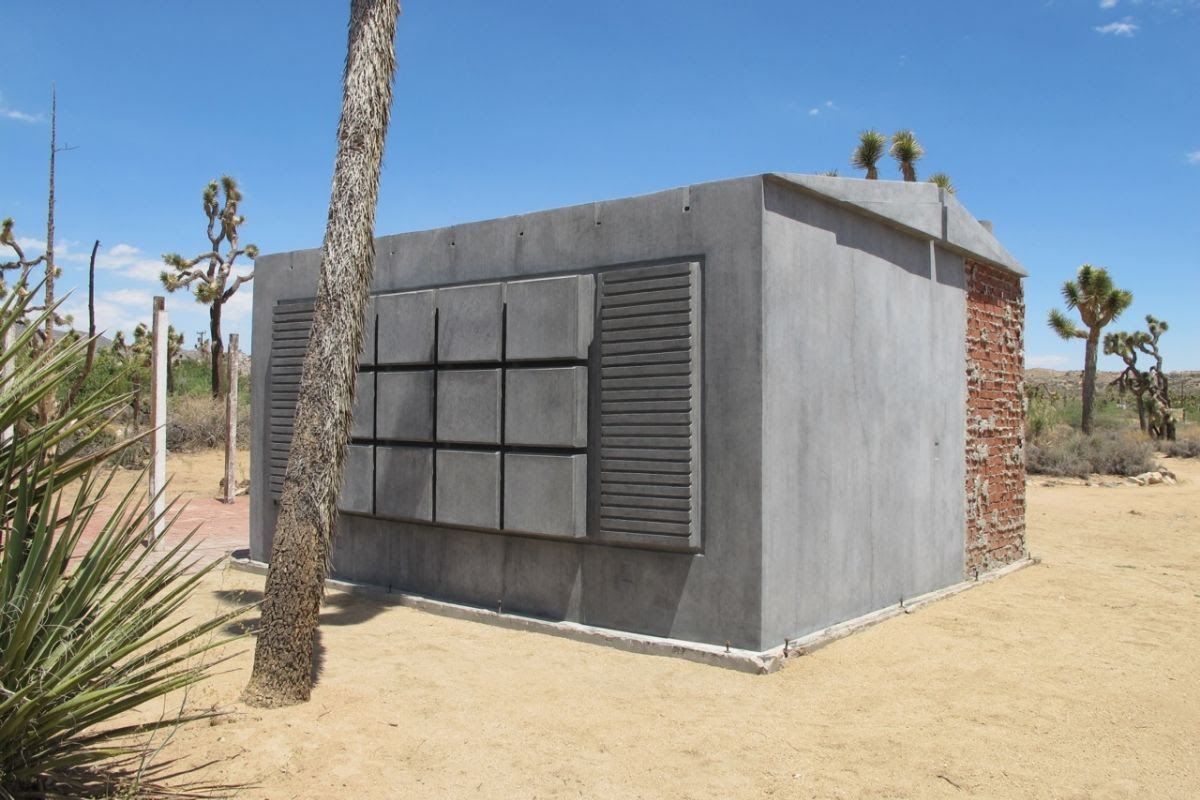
[758, 177, 967, 645]
[253, 176, 768, 649]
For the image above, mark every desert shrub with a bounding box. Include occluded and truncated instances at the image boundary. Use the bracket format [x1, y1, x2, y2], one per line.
[0, 288, 249, 796]
[1161, 437, 1200, 459]
[1025, 392, 1060, 443]
[167, 394, 250, 452]
[1026, 430, 1157, 477]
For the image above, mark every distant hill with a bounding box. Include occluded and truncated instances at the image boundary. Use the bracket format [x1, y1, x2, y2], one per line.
[1026, 368, 1200, 398]
[14, 324, 114, 351]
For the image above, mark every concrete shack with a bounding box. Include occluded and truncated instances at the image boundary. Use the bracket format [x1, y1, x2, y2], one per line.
[251, 174, 1028, 654]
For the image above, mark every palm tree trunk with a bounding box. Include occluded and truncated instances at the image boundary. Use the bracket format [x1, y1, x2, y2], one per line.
[1081, 334, 1099, 435]
[244, 0, 400, 708]
[901, 163, 916, 182]
[866, 166, 878, 180]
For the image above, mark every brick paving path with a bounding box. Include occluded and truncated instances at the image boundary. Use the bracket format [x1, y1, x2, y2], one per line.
[74, 492, 249, 573]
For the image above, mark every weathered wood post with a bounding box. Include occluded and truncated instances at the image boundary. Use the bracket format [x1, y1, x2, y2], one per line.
[223, 333, 239, 504]
[148, 296, 167, 543]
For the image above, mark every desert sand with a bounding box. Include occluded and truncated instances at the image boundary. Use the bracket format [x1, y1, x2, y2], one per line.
[129, 453, 1198, 799]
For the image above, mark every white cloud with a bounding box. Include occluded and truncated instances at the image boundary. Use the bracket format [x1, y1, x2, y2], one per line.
[1095, 17, 1139, 34]
[1186, 150, 1200, 164]
[0, 93, 42, 123]
[808, 100, 836, 117]
[1099, 0, 1118, 8]
[18, 233, 255, 347]
[1027, 354, 1071, 368]
[61, 295, 150, 339]
[108, 243, 140, 259]
[99, 288, 154, 307]
[222, 287, 254, 322]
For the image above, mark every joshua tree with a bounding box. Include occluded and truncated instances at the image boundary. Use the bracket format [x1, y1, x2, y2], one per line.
[161, 177, 258, 398]
[890, 130, 923, 181]
[927, 172, 955, 193]
[1048, 265, 1133, 435]
[245, 0, 401, 708]
[110, 329, 151, 425]
[166, 325, 184, 395]
[0, 218, 46, 295]
[850, 130, 887, 179]
[1104, 315, 1174, 440]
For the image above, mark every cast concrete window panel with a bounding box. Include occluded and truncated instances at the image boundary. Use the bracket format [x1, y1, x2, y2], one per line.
[596, 261, 701, 550]
[375, 446, 433, 521]
[504, 274, 595, 360]
[351, 371, 374, 440]
[376, 290, 435, 365]
[437, 283, 503, 363]
[337, 445, 374, 514]
[359, 296, 377, 366]
[504, 367, 588, 447]
[376, 371, 434, 441]
[437, 369, 501, 444]
[268, 300, 314, 498]
[435, 450, 501, 529]
[502, 453, 587, 537]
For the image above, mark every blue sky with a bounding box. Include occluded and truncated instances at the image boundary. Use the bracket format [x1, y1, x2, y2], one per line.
[3, 1, 1197, 367]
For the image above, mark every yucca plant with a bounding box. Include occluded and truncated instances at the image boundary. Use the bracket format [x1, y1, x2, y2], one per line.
[927, 172, 955, 193]
[850, 130, 887, 179]
[889, 130, 924, 181]
[0, 282, 249, 797]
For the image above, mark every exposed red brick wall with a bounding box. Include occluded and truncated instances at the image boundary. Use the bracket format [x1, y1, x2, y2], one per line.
[964, 259, 1026, 575]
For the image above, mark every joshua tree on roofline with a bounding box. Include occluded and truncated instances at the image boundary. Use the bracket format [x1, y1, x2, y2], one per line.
[927, 172, 955, 193]
[850, 130, 886, 179]
[890, 130, 923, 181]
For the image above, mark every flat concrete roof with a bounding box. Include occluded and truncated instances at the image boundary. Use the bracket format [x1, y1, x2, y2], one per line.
[767, 173, 1027, 277]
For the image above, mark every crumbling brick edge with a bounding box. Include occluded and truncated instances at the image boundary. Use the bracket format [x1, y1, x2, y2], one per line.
[228, 551, 1038, 675]
[965, 259, 1028, 576]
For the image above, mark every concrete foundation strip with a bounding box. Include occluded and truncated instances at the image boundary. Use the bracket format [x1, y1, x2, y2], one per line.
[227, 552, 1039, 675]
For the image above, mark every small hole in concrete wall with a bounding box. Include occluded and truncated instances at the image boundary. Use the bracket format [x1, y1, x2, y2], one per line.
[683, 205, 691, 212]
[518, 231, 524, 237]
[595, 220, 601, 226]
[450, 241, 455, 247]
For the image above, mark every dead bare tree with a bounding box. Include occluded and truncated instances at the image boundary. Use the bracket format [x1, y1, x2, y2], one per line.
[64, 240, 100, 411]
[160, 177, 258, 398]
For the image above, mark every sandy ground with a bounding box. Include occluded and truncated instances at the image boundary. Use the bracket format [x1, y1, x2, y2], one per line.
[96, 448, 250, 504]
[127, 456, 1198, 799]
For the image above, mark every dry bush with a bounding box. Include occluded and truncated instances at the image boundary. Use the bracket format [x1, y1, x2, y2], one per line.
[167, 394, 250, 451]
[1027, 429, 1157, 478]
[1161, 437, 1200, 459]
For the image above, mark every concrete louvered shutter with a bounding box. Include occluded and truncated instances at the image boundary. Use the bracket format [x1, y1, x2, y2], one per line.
[596, 261, 702, 550]
[267, 300, 314, 497]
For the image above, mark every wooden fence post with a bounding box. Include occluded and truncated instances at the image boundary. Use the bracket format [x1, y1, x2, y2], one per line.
[148, 296, 167, 544]
[223, 333, 239, 504]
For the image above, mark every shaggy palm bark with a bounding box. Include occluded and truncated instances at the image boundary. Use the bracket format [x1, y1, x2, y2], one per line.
[244, 0, 400, 708]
